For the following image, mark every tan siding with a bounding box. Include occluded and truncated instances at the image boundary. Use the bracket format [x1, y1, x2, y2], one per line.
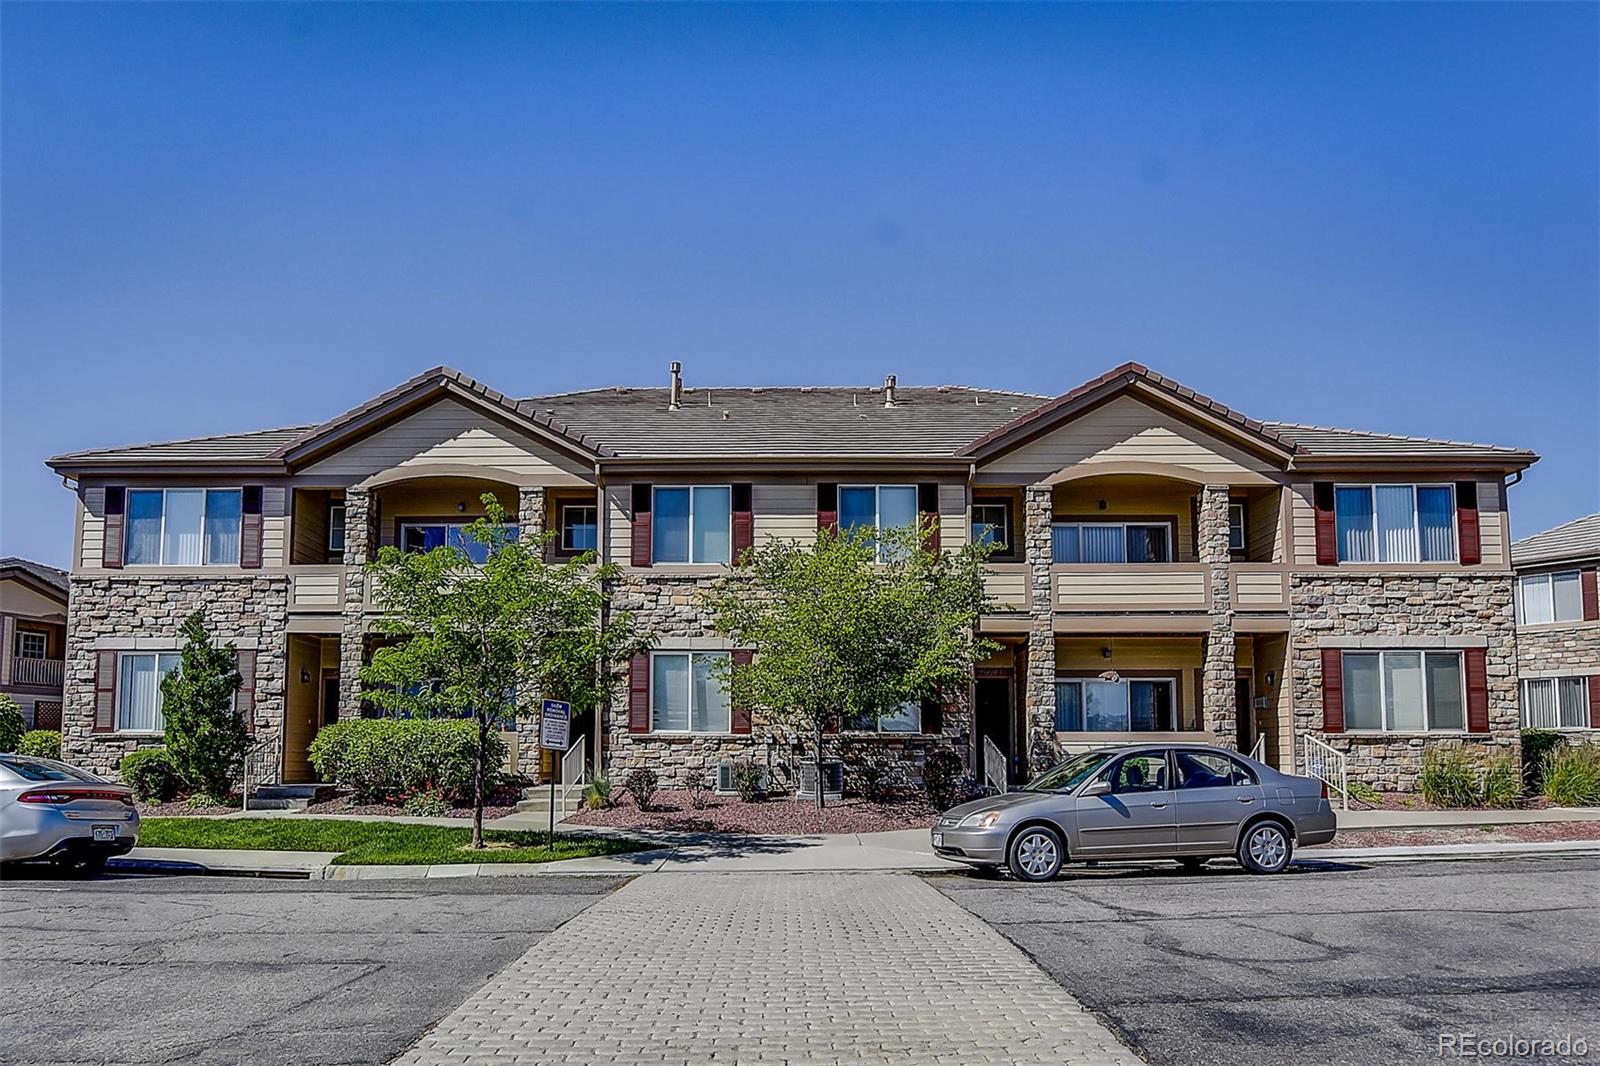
[80, 493, 105, 570]
[302, 397, 593, 483]
[0, 578, 67, 619]
[1056, 568, 1208, 609]
[284, 636, 321, 783]
[1053, 480, 1195, 560]
[1478, 478, 1504, 566]
[1290, 484, 1317, 566]
[289, 572, 342, 610]
[753, 482, 817, 546]
[1234, 571, 1287, 607]
[606, 484, 632, 565]
[292, 491, 331, 565]
[1245, 491, 1282, 562]
[939, 482, 969, 547]
[983, 395, 1279, 479]
[982, 567, 1028, 611]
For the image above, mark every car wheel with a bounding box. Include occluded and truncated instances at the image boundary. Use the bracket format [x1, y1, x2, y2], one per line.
[1238, 821, 1293, 874]
[1007, 826, 1064, 882]
[1177, 857, 1208, 872]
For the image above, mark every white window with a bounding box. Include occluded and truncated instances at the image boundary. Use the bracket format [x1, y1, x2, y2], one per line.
[328, 504, 346, 553]
[1052, 523, 1172, 564]
[847, 701, 922, 733]
[400, 522, 518, 564]
[650, 651, 731, 733]
[839, 485, 919, 561]
[1522, 677, 1591, 730]
[653, 487, 731, 564]
[1334, 484, 1455, 563]
[1516, 571, 1584, 625]
[1342, 651, 1465, 732]
[1054, 678, 1177, 731]
[15, 630, 48, 660]
[972, 502, 1010, 551]
[561, 504, 598, 553]
[1228, 503, 1246, 553]
[125, 489, 243, 566]
[116, 652, 181, 733]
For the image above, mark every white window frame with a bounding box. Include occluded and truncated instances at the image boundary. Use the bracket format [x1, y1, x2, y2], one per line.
[124, 488, 244, 567]
[651, 485, 733, 565]
[1051, 522, 1173, 564]
[1333, 483, 1458, 564]
[1228, 502, 1246, 553]
[1521, 676, 1592, 731]
[649, 650, 732, 734]
[1515, 570, 1584, 626]
[1342, 650, 1467, 733]
[1053, 677, 1178, 732]
[115, 651, 181, 734]
[971, 501, 1011, 552]
[561, 503, 599, 553]
[328, 503, 346, 554]
[15, 629, 48, 660]
[840, 484, 920, 562]
[845, 700, 923, 734]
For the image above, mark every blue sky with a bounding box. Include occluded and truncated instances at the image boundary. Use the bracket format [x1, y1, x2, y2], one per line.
[3, 3, 1596, 568]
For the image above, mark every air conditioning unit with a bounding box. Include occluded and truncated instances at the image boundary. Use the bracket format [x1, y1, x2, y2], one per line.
[1253, 697, 1273, 710]
[715, 761, 769, 795]
[795, 760, 844, 800]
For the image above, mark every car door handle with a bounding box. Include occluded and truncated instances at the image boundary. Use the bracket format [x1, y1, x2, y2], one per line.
[1237, 796, 1255, 804]
[1150, 802, 1167, 809]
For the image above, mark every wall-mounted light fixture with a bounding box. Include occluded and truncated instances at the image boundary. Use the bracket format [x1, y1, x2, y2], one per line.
[1101, 646, 1112, 659]
[1265, 670, 1276, 688]
[1097, 498, 1108, 510]
[300, 669, 311, 684]
[457, 502, 467, 512]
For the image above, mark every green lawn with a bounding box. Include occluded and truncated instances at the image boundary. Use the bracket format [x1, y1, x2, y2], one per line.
[137, 817, 647, 866]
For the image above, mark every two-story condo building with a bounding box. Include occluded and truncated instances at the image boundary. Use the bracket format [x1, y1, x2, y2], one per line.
[1512, 514, 1600, 734]
[0, 557, 69, 731]
[46, 362, 1537, 793]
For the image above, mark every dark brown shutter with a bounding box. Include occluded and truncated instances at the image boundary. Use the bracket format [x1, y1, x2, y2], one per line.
[240, 486, 264, 569]
[630, 485, 653, 568]
[1588, 675, 1600, 730]
[917, 483, 941, 554]
[730, 649, 753, 734]
[1581, 568, 1599, 622]
[921, 696, 943, 735]
[817, 483, 838, 533]
[628, 653, 650, 733]
[94, 650, 118, 733]
[1455, 481, 1480, 565]
[102, 487, 126, 569]
[1464, 647, 1489, 734]
[1320, 648, 1344, 733]
[731, 483, 754, 564]
[235, 649, 257, 733]
[1312, 483, 1337, 565]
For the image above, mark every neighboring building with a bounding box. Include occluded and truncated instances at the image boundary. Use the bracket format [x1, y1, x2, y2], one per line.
[46, 362, 1538, 792]
[1512, 514, 1600, 734]
[0, 557, 69, 732]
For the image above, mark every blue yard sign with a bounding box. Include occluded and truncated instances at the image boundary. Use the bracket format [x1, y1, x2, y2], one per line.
[539, 699, 571, 750]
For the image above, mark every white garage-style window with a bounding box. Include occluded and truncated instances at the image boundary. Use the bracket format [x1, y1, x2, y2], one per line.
[650, 651, 731, 733]
[1516, 571, 1584, 625]
[116, 652, 182, 733]
[1341, 650, 1465, 732]
[652, 487, 732, 564]
[1334, 484, 1456, 563]
[125, 489, 243, 566]
[1522, 677, 1591, 730]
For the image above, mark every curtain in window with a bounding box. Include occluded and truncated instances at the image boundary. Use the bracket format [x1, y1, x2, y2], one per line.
[1081, 526, 1125, 564]
[1374, 486, 1419, 563]
[1383, 652, 1425, 730]
[1051, 526, 1080, 564]
[691, 653, 730, 732]
[1425, 653, 1464, 730]
[1559, 677, 1589, 729]
[1128, 681, 1163, 730]
[839, 487, 876, 535]
[1553, 572, 1584, 622]
[126, 491, 164, 565]
[1522, 679, 1557, 729]
[117, 654, 160, 732]
[651, 654, 690, 731]
[1054, 682, 1082, 730]
[1342, 654, 1383, 730]
[691, 487, 732, 564]
[1334, 488, 1375, 562]
[1416, 487, 1455, 562]
[1126, 526, 1169, 563]
[1519, 575, 1554, 625]
[161, 490, 205, 566]
[204, 490, 242, 565]
[652, 489, 691, 563]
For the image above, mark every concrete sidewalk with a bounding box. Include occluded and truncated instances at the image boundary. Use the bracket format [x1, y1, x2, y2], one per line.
[1335, 806, 1600, 830]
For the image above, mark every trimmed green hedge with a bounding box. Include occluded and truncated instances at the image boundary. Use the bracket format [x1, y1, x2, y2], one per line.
[120, 748, 184, 803]
[17, 730, 61, 760]
[307, 718, 504, 803]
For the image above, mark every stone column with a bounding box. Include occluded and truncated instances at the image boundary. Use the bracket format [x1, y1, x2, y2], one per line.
[518, 487, 547, 540]
[1199, 484, 1237, 747]
[338, 487, 371, 716]
[515, 486, 550, 778]
[1024, 484, 1058, 773]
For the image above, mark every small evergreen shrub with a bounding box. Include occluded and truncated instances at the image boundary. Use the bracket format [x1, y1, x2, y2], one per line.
[1418, 748, 1480, 809]
[850, 756, 898, 804]
[582, 772, 614, 810]
[1521, 729, 1565, 792]
[0, 694, 24, 753]
[1346, 780, 1382, 807]
[921, 749, 965, 812]
[119, 748, 184, 803]
[1542, 744, 1600, 807]
[684, 769, 711, 810]
[307, 718, 504, 803]
[402, 789, 453, 817]
[17, 729, 61, 760]
[1478, 753, 1522, 809]
[624, 768, 658, 811]
[160, 612, 249, 800]
[730, 759, 766, 802]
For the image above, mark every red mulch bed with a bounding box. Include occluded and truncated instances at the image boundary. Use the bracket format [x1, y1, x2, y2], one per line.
[1355, 792, 1552, 813]
[1310, 821, 1600, 849]
[567, 789, 940, 835]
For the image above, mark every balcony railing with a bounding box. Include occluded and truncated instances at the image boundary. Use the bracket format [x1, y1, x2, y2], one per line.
[288, 566, 345, 612]
[1053, 563, 1210, 611]
[982, 563, 1030, 612]
[12, 657, 63, 688]
[1230, 565, 1289, 611]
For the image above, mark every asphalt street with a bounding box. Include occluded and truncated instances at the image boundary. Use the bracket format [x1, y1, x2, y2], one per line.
[0, 871, 628, 1066]
[932, 855, 1600, 1066]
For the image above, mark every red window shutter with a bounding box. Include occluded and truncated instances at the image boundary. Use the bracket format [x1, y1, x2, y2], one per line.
[628, 653, 650, 733]
[630, 485, 653, 568]
[94, 650, 118, 733]
[1312, 483, 1337, 566]
[102, 487, 126, 569]
[1588, 675, 1600, 730]
[235, 649, 257, 733]
[921, 696, 943, 735]
[917, 483, 941, 554]
[1582, 568, 1599, 622]
[1320, 648, 1344, 733]
[816, 483, 838, 533]
[1464, 647, 1489, 734]
[731, 484, 754, 564]
[730, 649, 753, 733]
[240, 486, 264, 569]
[1455, 481, 1480, 565]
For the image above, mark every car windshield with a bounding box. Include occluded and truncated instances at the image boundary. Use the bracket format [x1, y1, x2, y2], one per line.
[1022, 751, 1115, 793]
[0, 756, 101, 783]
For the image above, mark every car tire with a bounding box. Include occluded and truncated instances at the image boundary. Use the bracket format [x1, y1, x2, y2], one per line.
[1176, 857, 1208, 872]
[1007, 826, 1065, 882]
[1237, 820, 1293, 874]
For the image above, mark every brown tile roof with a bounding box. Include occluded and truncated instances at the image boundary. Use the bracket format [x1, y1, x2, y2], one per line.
[0, 557, 69, 598]
[1264, 422, 1538, 461]
[47, 426, 314, 466]
[1511, 513, 1600, 568]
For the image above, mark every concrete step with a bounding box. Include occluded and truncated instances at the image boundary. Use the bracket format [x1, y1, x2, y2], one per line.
[244, 783, 333, 812]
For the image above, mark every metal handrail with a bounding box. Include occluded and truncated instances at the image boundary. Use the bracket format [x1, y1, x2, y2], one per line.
[558, 735, 587, 808]
[982, 735, 1007, 794]
[1301, 733, 1349, 812]
[1248, 734, 1266, 763]
[240, 730, 282, 812]
[13, 657, 64, 688]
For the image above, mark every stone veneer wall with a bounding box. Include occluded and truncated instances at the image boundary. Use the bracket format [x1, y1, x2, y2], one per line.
[601, 574, 970, 790]
[1515, 624, 1600, 676]
[62, 575, 289, 780]
[1198, 485, 1237, 747]
[1023, 485, 1057, 774]
[1290, 573, 1519, 790]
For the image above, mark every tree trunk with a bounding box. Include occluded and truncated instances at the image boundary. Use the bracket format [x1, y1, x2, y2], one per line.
[814, 719, 826, 811]
[471, 716, 487, 849]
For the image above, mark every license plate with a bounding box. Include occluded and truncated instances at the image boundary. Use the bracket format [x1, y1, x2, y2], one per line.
[932, 832, 944, 848]
[91, 825, 117, 843]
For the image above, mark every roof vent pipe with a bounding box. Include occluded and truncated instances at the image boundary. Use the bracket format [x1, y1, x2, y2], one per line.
[883, 374, 897, 408]
[669, 362, 683, 410]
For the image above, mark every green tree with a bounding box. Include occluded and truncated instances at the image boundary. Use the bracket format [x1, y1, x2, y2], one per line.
[705, 522, 995, 808]
[0, 694, 25, 752]
[161, 611, 248, 800]
[361, 494, 649, 847]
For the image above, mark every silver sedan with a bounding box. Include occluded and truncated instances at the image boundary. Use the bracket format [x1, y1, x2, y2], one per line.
[0, 754, 140, 874]
[932, 743, 1336, 881]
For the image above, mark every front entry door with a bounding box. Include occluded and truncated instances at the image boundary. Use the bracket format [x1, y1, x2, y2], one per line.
[1234, 677, 1253, 753]
[974, 678, 1012, 787]
[1074, 751, 1176, 858]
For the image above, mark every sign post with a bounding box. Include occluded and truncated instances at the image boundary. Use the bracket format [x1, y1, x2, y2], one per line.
[539, 699, 572, 846]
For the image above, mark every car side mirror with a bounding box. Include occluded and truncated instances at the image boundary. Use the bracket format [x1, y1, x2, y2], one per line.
[1081, 780, 1111, 798]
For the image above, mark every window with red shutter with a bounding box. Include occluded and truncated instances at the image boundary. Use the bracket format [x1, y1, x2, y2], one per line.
[1312, 483, 1337, 565]
[630, 485, 653, 567]
[628, 653, 650, 733]
[731, 484, 754, 564]
[102, 487, 126, 569]
[1320, 648, 1344, 732]
[817, 483, 838, 533]
[730, 650, 753, 734]
[917, 483, 940, 553]
[1455, 481, 1480, 565]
